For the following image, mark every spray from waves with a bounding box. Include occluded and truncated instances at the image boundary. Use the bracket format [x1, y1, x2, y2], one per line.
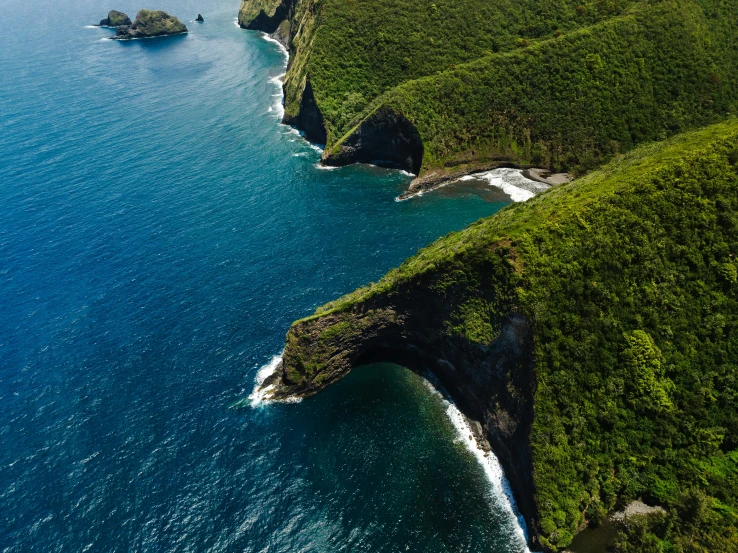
[234, 18, 240, 27]
[461, 168, 549, 202]
[267, 74, 286, 119]
[261, 33, 289, 59]
[420, 373, 533, 553]
[242, 353, 302, 408]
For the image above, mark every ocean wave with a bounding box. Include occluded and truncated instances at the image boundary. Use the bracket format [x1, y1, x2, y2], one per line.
[261, 32, 289, 59]
[421, 374, 532, 552]
[467, 168, 549, 202]
[247, 353, 302, 407]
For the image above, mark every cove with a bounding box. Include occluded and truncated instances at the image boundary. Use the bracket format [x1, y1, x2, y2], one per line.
[1, 1, 533, 551]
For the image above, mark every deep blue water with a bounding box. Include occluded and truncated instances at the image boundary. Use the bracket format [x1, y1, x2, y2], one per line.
[0, 1, 529, 551]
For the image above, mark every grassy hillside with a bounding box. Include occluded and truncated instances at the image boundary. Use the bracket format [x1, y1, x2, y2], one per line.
[278, 120, 738, 551]
[326, 0, 738, 179]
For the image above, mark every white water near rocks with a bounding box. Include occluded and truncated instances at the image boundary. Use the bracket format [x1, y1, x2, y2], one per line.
[420, 374, 535, 553]
[460, 168, 550, 202]
[247, 353, 534, 551]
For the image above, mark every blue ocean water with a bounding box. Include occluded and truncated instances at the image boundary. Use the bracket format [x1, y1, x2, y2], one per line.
[0, 1, 529, 551]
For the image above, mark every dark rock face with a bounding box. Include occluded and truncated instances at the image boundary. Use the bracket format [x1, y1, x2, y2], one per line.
[282, 79, 327, 145]
[268, 256, 542, 550]
[239, 0, 297, 33]
[99, 10, 132, 27]
[112, 10, 188, 40]
[195, 14, 204, 22]
[270, 19, 291, 50]
[322, 107, 424, 175]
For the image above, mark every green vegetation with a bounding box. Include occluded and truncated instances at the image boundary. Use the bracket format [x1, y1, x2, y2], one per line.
[240, 0, 738, 178]
[336, 0, 738, 177]
[127, 10, 187, 37]
[284, 120, 738, 550]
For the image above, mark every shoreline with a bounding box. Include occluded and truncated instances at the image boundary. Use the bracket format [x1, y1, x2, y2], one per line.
[399, 163, 571, 200]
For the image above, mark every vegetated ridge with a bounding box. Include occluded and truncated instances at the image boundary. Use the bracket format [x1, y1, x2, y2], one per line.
[262, 120, 738, 551]
[239, 0, 738, 190]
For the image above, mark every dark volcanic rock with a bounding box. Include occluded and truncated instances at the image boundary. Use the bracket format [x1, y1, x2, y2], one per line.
[282, 79, 327, 145]
[112, 9, 188, 40]
[99, 10, 131, 27]
[195, 14, 204, 22]
[322, 106, 423, 175]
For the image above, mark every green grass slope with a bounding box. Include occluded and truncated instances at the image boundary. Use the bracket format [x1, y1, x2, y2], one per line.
[326, 0, 738, 180]
[239, 0, 640, 143]
[283, 119, 738, 551]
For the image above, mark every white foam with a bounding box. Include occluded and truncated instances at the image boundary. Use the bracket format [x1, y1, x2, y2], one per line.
[261, 32, 289, 59]
[470, 168, 549, 202]
[315, 163, 338, 170]
[248, 353, 302, 407]
[421, 375, 532, 552]
[234, 18, 240, 27]
[84, 25, 100, 28]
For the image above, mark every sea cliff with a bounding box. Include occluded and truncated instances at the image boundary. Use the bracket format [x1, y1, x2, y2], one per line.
[262, 120, 738, 551]
[238, 0, 738, 192]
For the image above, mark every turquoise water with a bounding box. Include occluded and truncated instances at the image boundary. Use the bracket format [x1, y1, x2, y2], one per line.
[0, 1, 528, 551]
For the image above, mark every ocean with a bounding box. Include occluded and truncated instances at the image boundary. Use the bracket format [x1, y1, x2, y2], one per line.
[0, 1, 535, 550]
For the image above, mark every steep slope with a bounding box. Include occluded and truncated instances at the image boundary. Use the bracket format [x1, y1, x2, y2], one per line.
[238, 0, 640, 146]
[264, 120, 738, 551]
[324, 0, 738, 186]
[239, 0, 738, 188]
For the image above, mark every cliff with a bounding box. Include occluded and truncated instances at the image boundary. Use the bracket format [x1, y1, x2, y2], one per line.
[264, 120, 738, 551]
[238, 0, 738, 190]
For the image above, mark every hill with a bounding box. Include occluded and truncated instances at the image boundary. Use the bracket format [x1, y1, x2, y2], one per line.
[262, 120, 738, 551]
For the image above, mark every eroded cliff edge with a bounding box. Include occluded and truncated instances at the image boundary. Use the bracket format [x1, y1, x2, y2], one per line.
[262, 120, 738, 551]
[238, 0, 327, 144]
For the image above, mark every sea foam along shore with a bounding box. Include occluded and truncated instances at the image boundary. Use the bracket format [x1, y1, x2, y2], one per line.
[397, 167, 550, 203]
[420, 372, 533, 553]
[244, 355, 533, 551]
[247, 353, 302, 407]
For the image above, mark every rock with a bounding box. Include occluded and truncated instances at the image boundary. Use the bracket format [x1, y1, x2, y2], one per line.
[112, 9, 188, 40]
[99, 10, 131, 27]
[195, 14, 204, 22]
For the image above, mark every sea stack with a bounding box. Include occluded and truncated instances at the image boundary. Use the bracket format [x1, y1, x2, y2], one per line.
[195, 14, 204, 22]
[98, 10, 132, 27]
[113, 9, 188, 40]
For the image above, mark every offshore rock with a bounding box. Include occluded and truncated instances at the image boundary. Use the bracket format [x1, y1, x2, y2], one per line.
[195, 14, 204, 22]
[112, 10, 188, 40]
[98, 10, 131, 27]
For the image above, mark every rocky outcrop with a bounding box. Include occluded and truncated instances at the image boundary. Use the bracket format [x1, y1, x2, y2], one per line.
[238, 0, 296, 33]
[112, 10, 187, 40]
[98, 10, 131, 27]
[322, 106, 423, 174]
[195, 14, 204, 22]
[263, 247, 542, 549]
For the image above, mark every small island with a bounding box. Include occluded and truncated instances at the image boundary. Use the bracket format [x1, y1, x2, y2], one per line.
[98, 10, 131, 27]
[112, 9, 188, 40]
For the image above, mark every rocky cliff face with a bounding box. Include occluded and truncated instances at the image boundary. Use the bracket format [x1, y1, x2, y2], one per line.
[264, 246, 543, 548]
[322, 106, 423, 174]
